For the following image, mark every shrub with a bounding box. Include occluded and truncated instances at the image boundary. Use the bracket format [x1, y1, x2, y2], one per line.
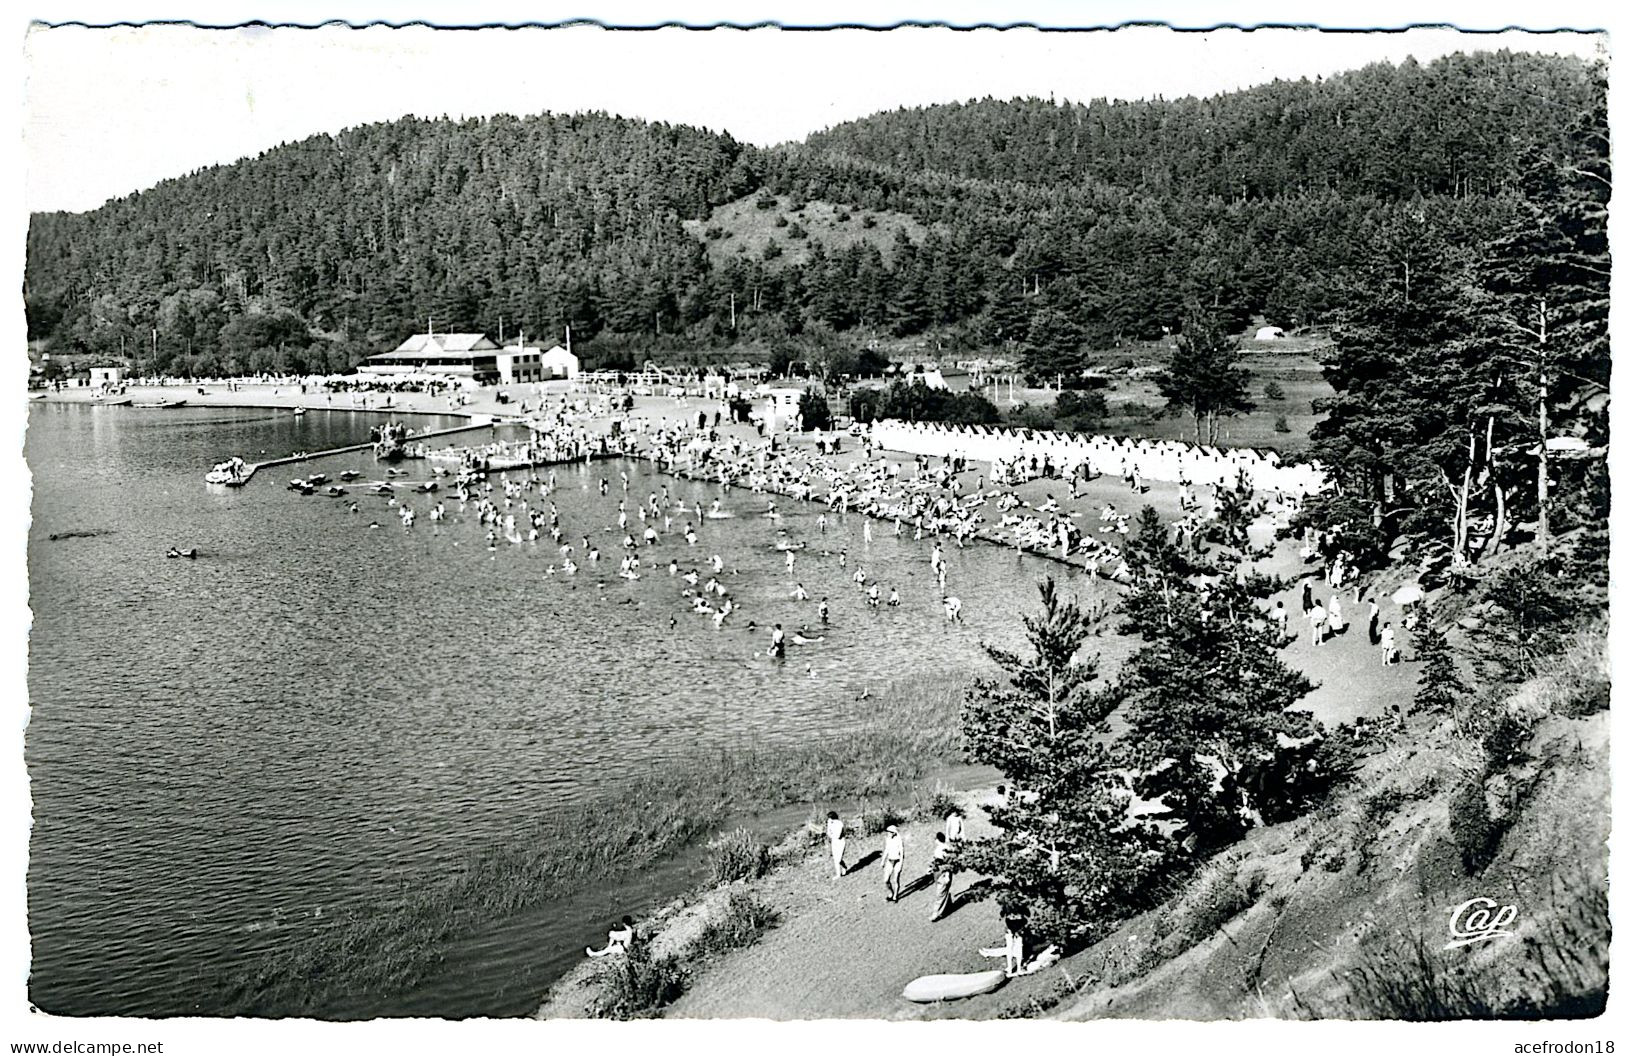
[1273, 415, 1290, 433]
[1005, 403, 1056, 432]
[1264, 381, 1286, 400]
[773, 213, 789, 228]
[797, 392, 831, 432]
[855, 805, 905, 838]
[927, 790, 961, 819]
[691, 891, 782, 959]
[704, 225, 724, 240]
[787, 223, 808, 241]
[755, 194, 778, 211]
[1054, 389, 1108, 431]
[762, 240, 782, 261]
[861, 215, 877, 229]
[1412, 606, 1466, 714]
[1142, 859, 1264, 966]
[707, 828, 772, 885]
[593, 943, 686, 1020]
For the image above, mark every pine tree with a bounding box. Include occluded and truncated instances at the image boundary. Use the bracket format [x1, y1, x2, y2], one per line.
[957, 578, 1166, 948]
[1411, 604, 1466, 716]
[1158, 302, 1255, 444]
[1117, 511, 1320, 853]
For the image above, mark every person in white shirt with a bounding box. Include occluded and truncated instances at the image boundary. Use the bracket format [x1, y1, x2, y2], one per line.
[585, 915, 636, 957]
[882, 826, 905, 902]
[825, 811, 847, 878]
[944, 808, 964, 847]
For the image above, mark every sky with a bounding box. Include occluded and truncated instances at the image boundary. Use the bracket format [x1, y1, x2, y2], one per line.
[20, 17, 1607, 214]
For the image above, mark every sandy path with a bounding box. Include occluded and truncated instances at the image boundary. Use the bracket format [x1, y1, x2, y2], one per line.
[668, 805, 1014, 1020]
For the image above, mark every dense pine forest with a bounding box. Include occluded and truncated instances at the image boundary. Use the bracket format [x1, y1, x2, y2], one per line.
[26, 49, 1599, 382]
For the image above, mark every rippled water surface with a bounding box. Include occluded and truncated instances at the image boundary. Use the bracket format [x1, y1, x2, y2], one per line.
[25, 403, 1109, 1017]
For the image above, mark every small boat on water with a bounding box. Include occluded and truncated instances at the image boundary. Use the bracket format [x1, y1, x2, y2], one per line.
[287, 479, 316, 495]
[93, 396, 133, 407]
[338, 470, 361, 481]
[293, 407, 307, 416]
[132, 397, 188, 409]
[325, 486, 347, 497]
[305, 473, 329, 486]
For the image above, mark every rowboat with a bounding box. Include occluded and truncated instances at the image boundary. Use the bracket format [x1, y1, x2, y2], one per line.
[901, 970, 1007, 1003]
[132, 398, 188, 409]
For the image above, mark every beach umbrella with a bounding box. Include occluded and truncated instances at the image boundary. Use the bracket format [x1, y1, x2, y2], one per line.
[1391, 584, 1424, 606]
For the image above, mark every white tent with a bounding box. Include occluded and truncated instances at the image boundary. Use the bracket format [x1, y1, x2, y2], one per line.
[1255, 326, 1286, 341]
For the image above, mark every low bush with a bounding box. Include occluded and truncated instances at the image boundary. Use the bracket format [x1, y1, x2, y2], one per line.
[927, 789, 961, 819]
[855, 805, 906, 838]
[707, 828, 772, 886]
[691, 891, 782, 959]
[1142, 858, 1265, 967]
[592, 943, 686, 1020]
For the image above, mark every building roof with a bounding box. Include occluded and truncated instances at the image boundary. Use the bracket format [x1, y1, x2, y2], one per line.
[370, 347, 499, 364]
[387, 333, 500, 356]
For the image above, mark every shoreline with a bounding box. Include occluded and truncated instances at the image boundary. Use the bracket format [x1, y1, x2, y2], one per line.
[219, 674, 975, 1018]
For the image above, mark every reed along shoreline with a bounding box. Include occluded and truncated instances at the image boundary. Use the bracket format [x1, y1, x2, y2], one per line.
[216, 675, 969, 1018]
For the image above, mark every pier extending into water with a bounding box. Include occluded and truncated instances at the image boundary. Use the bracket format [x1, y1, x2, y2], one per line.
[218, 417, 502, 485]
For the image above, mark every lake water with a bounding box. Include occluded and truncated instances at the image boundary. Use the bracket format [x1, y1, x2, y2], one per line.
[24, 403, 1111, 1017]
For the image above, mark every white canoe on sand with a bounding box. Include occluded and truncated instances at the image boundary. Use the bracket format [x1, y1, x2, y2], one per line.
[902, 969, 1007, 1003]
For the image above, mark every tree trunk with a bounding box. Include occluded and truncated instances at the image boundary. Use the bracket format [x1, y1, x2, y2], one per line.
[1451, 432, 1476, 567]
[1536, 298, 1550, 555]
[1486, 481, 1508, 558]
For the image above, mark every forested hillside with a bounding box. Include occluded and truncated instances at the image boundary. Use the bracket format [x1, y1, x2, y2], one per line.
[805, 51, 1593, 199]
[25, 50, 1603, 387]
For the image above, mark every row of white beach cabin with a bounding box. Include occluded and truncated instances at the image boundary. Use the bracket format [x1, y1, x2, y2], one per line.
[868, 419, 1328, 498]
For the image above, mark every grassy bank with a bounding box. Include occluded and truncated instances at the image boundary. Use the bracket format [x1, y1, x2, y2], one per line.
[218, 676, 966, 1016]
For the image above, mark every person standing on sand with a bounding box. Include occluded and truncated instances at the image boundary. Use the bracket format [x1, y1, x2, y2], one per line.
[944, 807, 964, 847]
[882, 825, 905, 902]
[1368, 598, 1381, 646]
[1301, 580, 1314, 614]
[1380, 622, 1397, 666]
[929, 832, 954, 922]
[826, 811, 847, 878]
